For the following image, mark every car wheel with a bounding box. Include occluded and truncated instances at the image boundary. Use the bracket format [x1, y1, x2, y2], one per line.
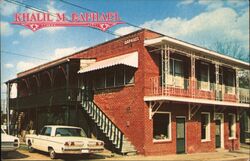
[28, 142, 34, 153]
[49, 148, 57, 159]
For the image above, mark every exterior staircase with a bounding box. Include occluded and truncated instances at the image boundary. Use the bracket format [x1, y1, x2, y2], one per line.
[81, 95, 137, 155]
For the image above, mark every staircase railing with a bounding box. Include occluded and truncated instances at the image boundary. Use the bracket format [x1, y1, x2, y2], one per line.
[81, 89, 124, 150]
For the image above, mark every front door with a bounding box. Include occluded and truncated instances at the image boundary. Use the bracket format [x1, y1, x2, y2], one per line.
[215, 120, 221, 148]
[176, 117, 185, 154]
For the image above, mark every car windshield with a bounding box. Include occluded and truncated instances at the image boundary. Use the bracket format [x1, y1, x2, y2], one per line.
[55, 128, 86, 137]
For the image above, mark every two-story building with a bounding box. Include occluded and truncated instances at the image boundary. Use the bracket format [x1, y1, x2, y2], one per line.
[6, 29, 249, 155]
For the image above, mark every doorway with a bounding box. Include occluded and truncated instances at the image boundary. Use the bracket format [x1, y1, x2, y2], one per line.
[214, 113, 224, 148]
[215, 120, 221, 148]
[176, 117, 185, 154]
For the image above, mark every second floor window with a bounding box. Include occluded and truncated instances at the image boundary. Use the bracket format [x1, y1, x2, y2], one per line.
[170, 59, 184, 77]
[93, 65, 135, 90]
[224, 69, 235, 87]
[200, 62, 209, 82]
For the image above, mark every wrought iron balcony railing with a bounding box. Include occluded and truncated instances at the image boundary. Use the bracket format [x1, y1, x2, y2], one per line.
[146, 76, 249, 103]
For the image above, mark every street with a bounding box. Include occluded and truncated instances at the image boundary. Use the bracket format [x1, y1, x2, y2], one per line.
[2, 144, 250, 161]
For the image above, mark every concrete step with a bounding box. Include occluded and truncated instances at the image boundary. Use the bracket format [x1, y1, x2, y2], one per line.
[121, 149, 137, 155]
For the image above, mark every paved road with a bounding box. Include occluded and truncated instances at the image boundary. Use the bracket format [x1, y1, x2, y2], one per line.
[2, 145, 249, 161]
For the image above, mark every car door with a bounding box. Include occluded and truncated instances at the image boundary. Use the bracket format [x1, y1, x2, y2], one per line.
[38, 127, 52, 152]
[31, 127, 46, 150]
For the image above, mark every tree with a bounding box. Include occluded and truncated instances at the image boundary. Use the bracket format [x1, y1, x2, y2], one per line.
[210, 39, 248, 62]
[209, 39, 249, 89]
[239, 70, 250, 89]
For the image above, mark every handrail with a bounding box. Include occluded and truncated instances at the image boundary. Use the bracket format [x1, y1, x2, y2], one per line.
[81, 89, 124, 150]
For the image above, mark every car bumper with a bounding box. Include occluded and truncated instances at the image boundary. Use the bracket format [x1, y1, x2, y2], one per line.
[61, 148, 104, 154]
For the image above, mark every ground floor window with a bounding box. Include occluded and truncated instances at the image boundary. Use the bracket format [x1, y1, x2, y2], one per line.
[228, 113, 236, 139]
[201, 112, 210, 141]
[153, 112, 171, 141]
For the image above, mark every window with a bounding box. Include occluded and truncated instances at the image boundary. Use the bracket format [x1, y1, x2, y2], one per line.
[40, 127, 52, 136]
[224, 69, 235, 86]
[93, 66, 135, 90]
[125, 67, 135, 84]
[198, 62, 210, 91]
[201, 112, 210, 141]
[115, 66, 125, 86]
[174, 60, 184, 76]
[94, 71, 105, 89]
[153, 112, 171, 141]
[55, 128, 87, 137]
[170, 59, 184, 77]
[106, 70, 115, 87]
[228, 114, 236, 139]
[200, 63, 209, 82]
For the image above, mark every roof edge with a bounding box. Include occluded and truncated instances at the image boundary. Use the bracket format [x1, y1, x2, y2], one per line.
[145, 36, 249, 68]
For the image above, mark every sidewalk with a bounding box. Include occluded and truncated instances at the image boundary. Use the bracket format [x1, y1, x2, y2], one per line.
[109, 150, 250, 161]
[17, 142, 249, 161]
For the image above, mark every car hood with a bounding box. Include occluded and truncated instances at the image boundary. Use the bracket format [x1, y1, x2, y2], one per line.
[1, 133, 19, 142]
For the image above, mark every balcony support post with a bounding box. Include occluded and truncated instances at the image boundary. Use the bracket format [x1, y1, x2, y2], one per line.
[161, 44, 170, 95]
[161, 45, 164, 95]
[215, 63, 220, 100]
[190, 54, 196, 98]
[235, 68, 240, 103]
[66, 63, 70, 125]
[166, 44, 170, 86]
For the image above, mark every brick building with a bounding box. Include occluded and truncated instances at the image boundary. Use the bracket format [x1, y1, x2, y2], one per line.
[6, 29, 249, 155]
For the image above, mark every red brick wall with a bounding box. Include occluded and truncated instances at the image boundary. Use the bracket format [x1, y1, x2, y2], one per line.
[142, 103, 240, 155]
[71, 29, 240, 155]
[70, 30, 162, 154]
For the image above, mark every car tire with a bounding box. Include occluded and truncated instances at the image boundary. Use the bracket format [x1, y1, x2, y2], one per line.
[49, 148, 57, 159]
[28, 142, 34, 153]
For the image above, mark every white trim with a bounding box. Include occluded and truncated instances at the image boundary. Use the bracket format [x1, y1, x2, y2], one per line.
[144, 96, 249, 108]
[153, 112, 172, 142]
[228, 113, 237, 140]
[201, 112, 211, 142]
[215, 113, 225, 148]
[144, 37, 249, 68]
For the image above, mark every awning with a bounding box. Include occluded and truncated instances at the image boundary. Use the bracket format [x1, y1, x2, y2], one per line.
[78, 51, 138, 73]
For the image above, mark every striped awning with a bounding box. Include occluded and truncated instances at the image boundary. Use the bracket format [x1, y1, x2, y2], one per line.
[78, 51, 138, 73]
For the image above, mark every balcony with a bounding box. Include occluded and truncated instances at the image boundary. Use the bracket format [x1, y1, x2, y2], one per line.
[146, 76, 249, 104]
[9, 88, 82, 110]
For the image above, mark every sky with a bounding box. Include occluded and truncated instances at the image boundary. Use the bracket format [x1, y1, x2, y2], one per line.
[1, 0, 249, 101]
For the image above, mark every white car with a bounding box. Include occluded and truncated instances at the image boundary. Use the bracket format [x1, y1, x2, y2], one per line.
[1, 127, 20, 153]
[25, 125, 104, 159]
